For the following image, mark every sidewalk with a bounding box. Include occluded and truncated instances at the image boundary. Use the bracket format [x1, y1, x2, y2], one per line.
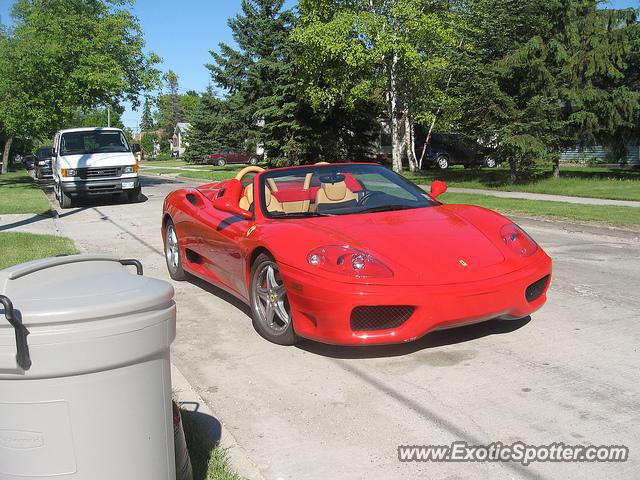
[429, 186, 640, 208]
[0, 213, 61, 234]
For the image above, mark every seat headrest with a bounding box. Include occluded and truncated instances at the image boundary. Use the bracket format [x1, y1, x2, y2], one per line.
[321, 181, 348, 201]
[244, 185, 253, 203]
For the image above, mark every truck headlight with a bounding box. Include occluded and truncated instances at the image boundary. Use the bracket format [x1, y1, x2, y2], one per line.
[61, 168, 76, 177]
[123, 165, 138, 174]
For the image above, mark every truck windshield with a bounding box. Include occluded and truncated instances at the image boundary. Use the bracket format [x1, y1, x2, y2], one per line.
[60, 131, 130, 155]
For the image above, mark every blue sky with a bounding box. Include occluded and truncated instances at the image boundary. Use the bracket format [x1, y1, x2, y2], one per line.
[0, 0, 637, 130]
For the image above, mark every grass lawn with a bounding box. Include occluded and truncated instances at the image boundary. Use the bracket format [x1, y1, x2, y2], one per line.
[0, 170, 52, 214]
[143, 166, 242, 182]
[0, 232, 78, 270]
[404, 165, 640, 201]
[440, 192, 640, 227]
[181, 409, 242, 480]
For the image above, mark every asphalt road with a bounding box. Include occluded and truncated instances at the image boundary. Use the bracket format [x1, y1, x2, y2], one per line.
[47, 174, 640, 480]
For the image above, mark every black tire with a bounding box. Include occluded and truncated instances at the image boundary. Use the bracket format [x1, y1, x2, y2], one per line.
[247, 157, 258, 165]
[35, 168, 41, 179]
[436, 155, 449, 169]
[249, 253, 298, 345]
[164, 220, 186, 280]
[127, 186, 141, 203]
[58, 184, 73, 209]
[216, 158, 226, 167]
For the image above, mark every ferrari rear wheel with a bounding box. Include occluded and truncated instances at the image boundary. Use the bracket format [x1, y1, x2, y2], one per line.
[165, 220, 186, 280]
[250, 254, 298, 345]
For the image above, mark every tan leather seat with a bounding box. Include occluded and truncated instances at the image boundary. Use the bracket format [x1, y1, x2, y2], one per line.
[265, 187, 283, 212]
[239, 185, 253, 211]
[315, 181, 358, 206]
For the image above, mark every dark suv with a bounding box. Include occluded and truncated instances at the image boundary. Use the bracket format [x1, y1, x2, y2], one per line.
[425, 133, 496, 169]
[203, 149, 263, 167]
[34, 146, 53, 178]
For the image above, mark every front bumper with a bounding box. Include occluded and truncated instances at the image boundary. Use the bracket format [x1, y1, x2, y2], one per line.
[280, 254, 552, 345]
[60, 177, 140, 196]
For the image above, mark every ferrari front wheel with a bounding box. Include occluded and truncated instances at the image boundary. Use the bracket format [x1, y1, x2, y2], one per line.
[250, 254, 298, 345]
[165, 220, 186, 280]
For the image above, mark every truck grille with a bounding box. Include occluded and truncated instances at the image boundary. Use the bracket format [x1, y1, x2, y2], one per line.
[77, 167, 122, 179]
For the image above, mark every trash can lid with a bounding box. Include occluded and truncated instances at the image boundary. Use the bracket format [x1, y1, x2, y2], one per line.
[0, 255, 175, 326]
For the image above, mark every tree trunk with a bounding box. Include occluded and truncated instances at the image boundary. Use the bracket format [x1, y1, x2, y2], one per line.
[389, 52, 403, 173]
[509, 158, 517, 183]
[1, 137, 13, 174]
[405, 112, 418, 172]
[552, 156, 560, 178]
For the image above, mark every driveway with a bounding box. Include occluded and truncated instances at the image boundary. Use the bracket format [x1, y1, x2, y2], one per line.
[49, 174, 640, 479]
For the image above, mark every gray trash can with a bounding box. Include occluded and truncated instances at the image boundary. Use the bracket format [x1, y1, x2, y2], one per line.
[0, 255, 177, 480]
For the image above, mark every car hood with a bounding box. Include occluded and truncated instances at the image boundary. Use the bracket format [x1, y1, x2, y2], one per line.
[275, 206, 508, 285]
[59, 152, 135, 168]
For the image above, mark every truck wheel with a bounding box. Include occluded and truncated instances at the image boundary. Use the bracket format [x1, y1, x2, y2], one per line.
[436, 155, 449, 169]
[128, 186, 141, 203]
[58, 184, 73, 209]
[216, 158, 226, 167]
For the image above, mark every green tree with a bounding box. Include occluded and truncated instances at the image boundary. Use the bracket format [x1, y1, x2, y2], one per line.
[140, 97, 155, 132]
[453, 0, 639, 181]
[0, 0, 159, 173]
[159, 70, 185, 137]
[294, 0, 463, 172]
[208, 0, 296, 161]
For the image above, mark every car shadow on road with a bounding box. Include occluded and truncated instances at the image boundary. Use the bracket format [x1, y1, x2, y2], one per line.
[186, 274, 252, 317]
[297, 317, 532, 359]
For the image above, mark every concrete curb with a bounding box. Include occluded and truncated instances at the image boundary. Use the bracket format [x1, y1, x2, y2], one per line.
[171, 364, 265, 480]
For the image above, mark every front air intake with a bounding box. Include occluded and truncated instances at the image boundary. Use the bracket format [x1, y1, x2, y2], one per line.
[525, 275, 550, 302]
[350, 306, 414, 331]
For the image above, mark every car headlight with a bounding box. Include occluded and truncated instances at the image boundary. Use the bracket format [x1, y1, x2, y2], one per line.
[307, 245, 393, 278]
[500, 223, 538, 257]
[38, 161, 46, 165]
[123, 165, 138, 174]
[61, 168, 76, 177]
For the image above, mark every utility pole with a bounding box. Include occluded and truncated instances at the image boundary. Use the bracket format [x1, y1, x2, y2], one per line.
[107, 107, 111, 127]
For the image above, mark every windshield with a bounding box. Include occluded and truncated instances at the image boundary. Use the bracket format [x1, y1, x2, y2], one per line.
[260, 164, 436, 218]
[36, 147, 52, 159]
[60, 130, 130, 155]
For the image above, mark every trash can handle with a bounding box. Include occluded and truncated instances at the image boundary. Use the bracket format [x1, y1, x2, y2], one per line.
[119, 259, 143, 275]
[0, 295, 32, 371]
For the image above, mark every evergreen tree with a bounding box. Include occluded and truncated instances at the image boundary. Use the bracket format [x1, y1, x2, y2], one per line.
[160, 70, 185, 137]
[140, 97, 155, 132]
[183, 89, 249, 163]
[453, 0, 639, 181]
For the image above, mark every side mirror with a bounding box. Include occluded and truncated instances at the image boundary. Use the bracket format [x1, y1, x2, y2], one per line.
[430, 180, 448, 198]
[212, 198, 253, 220]
[132, 144, 141, 154]
[51, 148, 56, 157]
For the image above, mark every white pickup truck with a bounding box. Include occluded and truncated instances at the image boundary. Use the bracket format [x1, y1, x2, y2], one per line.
[51, 127, 141, 209]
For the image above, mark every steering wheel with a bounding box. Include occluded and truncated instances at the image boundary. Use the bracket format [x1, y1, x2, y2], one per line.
[235, 166, 264, 182]
[358, 190, 386, 206]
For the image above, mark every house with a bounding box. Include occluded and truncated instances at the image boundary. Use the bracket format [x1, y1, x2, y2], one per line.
[560, 143, 640, 165]
[171, 122, 192, 157]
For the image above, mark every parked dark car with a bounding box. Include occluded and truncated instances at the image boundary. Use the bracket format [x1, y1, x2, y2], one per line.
[203, 149, 263, 167]
[425, 133, 497, 170]
[34, 146, 53, 179]
[22, 154, 36, 170]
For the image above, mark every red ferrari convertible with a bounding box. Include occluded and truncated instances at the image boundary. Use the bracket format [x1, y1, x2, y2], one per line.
[162, 163, 551, 345]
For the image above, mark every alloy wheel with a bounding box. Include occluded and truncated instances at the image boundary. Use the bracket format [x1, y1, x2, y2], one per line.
[253, 262, 290, 333]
